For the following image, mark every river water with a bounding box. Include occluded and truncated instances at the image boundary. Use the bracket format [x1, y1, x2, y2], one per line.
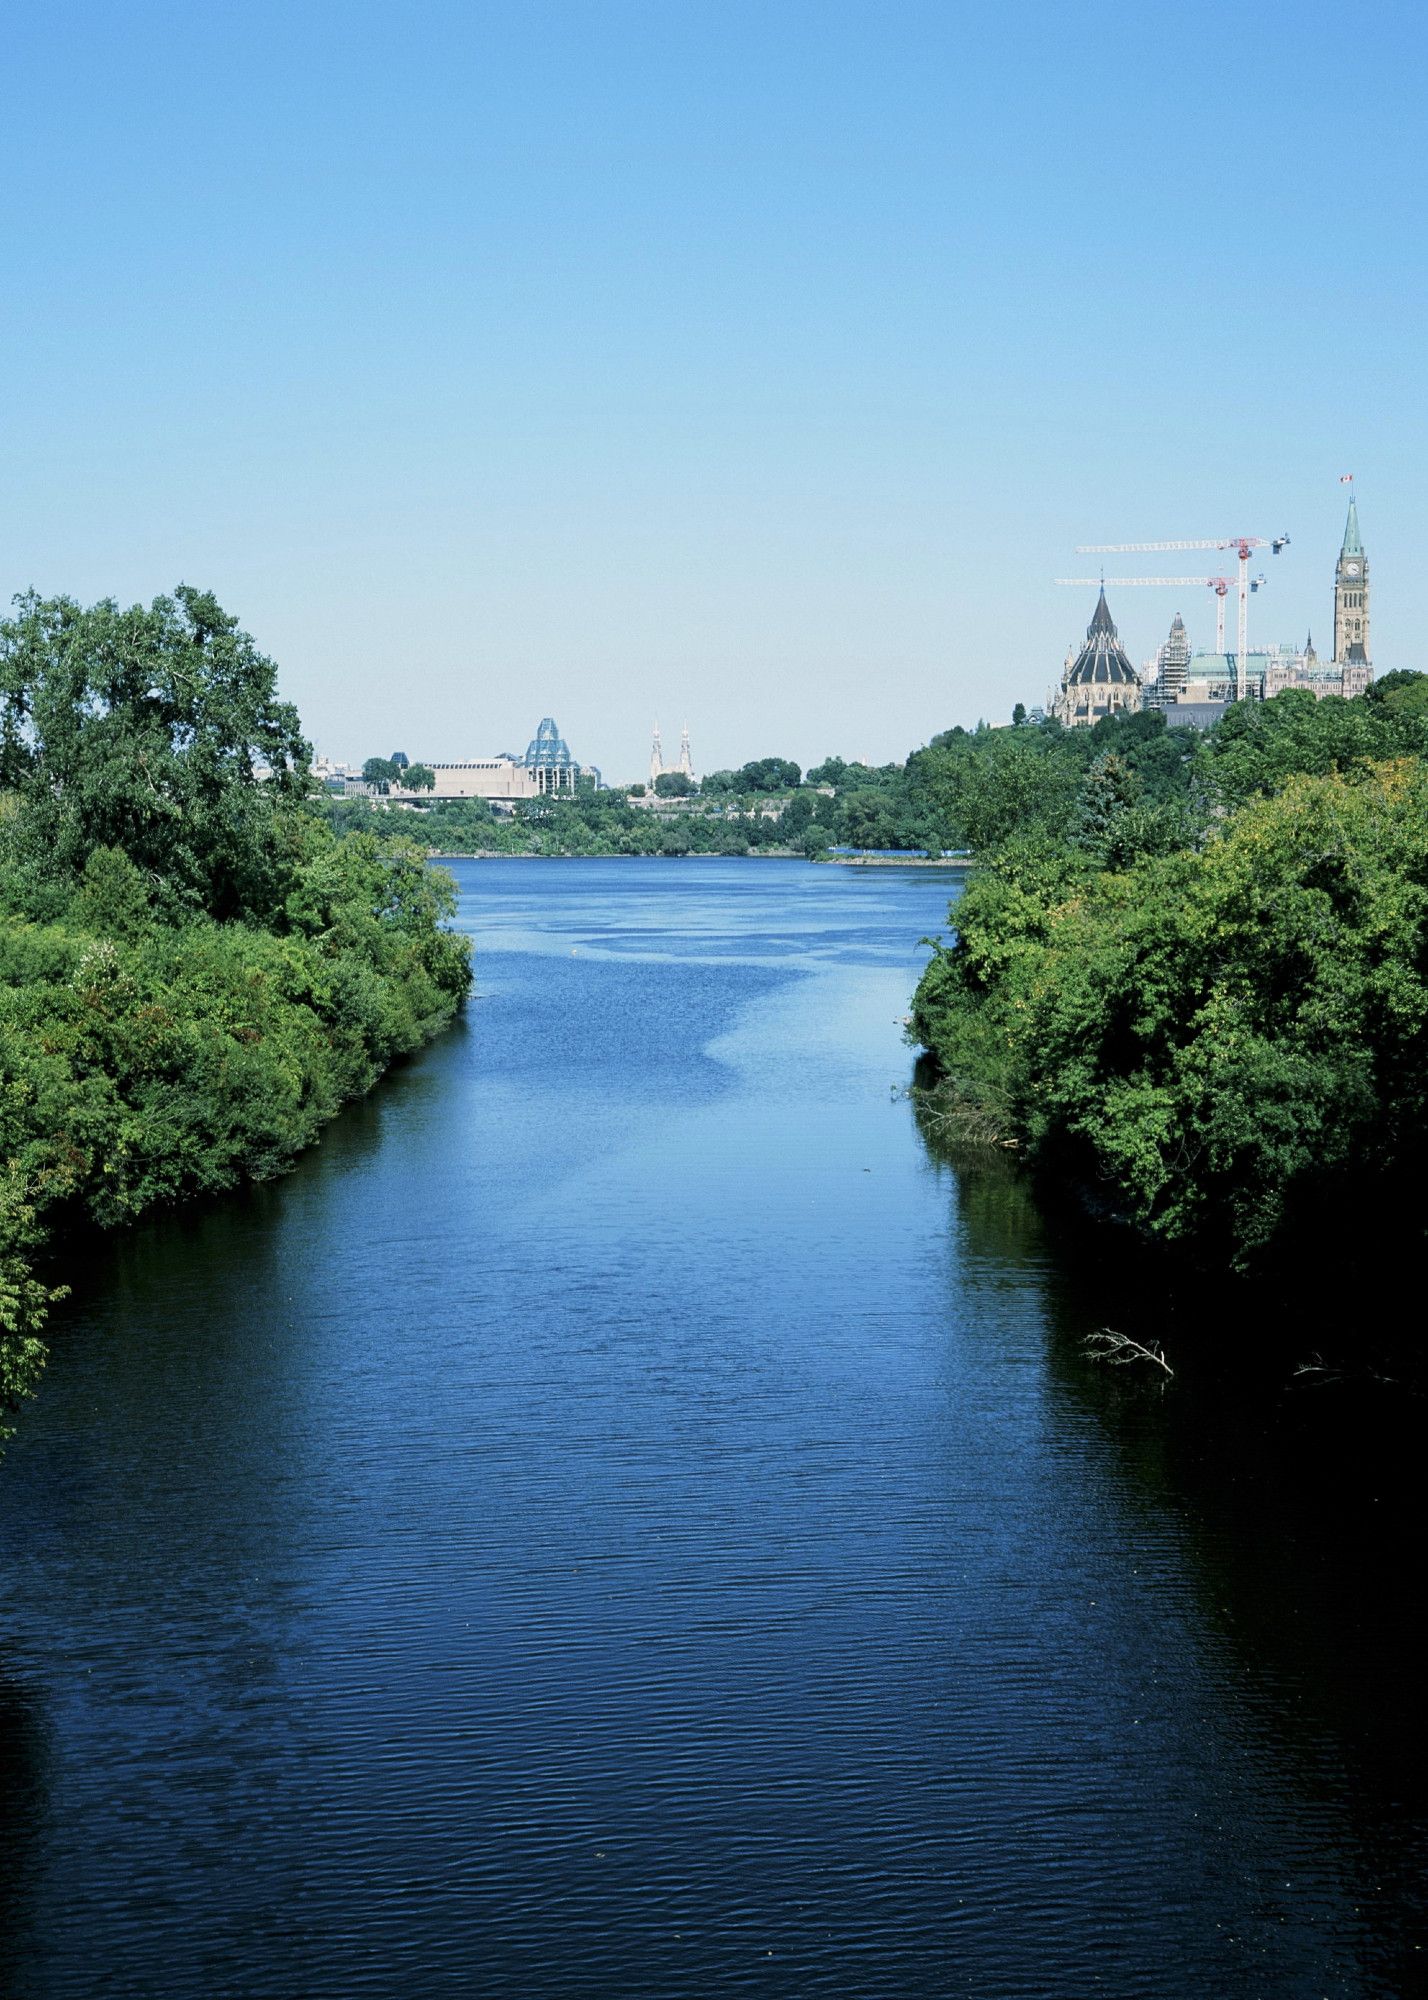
[0, 858, 1422, 1997]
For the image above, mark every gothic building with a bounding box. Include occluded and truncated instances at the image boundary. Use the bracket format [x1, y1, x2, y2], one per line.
[1333, 493, 1370, 670]
[1055, 588, 1143, 727]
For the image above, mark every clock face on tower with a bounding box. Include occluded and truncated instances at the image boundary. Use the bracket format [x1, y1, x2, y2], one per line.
[1344, 562, 1361, 576]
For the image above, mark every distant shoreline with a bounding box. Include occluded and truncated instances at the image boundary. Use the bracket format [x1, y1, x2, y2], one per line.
[425, 849, 804, 862]
[425, 850, 971, 867]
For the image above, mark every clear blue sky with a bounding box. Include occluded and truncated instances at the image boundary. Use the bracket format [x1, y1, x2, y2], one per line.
[3, 1, 1424, 776]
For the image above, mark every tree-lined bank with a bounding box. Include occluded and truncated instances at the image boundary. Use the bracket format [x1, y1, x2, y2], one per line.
[326, 708, 1204, 860]
[912, 678, 1428, 1302]
[0, 589, 471, 1446]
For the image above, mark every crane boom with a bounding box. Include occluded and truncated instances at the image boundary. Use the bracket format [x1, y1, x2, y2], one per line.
[1076, 537, 1279, 554]
[1055, 577, 1230, 588]
[1077, 540, 1234, 554]
[1069, 532, 1289, 698]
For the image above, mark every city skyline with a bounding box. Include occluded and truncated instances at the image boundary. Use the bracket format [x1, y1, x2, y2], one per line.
[2, 3, 1424, 773]
[316, 483, 1385, 775]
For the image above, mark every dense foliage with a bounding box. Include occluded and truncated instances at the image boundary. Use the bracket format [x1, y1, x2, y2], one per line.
[0, 590, 471, 1443]
[317, 788, 810, 858]
[912, 686, 1428, 1278]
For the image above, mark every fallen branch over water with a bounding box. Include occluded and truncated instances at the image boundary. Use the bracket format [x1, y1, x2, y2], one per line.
[1083, 1329, 1175, 1378]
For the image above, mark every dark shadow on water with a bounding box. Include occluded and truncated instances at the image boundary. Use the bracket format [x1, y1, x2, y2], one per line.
[44, 1015, 471, 1326]
[0, 1651, 50, 1953]
[917, 1122, 1428, 1992]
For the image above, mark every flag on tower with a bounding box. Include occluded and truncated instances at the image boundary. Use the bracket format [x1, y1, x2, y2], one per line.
[1339, 473, 1354, 483]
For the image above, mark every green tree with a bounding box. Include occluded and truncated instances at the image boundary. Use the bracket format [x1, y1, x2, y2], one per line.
[403, 763, 436, 791]
[75, 844, 151, 938]
[1364, 669, 1428, 718]
[913, 758, 1428, 1279]
[738, 757, 802, 792]
[654, 771, 694, 797]
[0, 586, 310, 921]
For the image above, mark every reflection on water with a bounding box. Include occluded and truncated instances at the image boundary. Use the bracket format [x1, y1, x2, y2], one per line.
[0, 858, 1422, 1998]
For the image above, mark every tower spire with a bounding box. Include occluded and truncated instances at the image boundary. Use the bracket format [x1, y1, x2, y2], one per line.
[1333, 492, 1369, 667]
[677, 722, 693, 779]
[649, 719, 664, 787]
[1341, 493, 1364, 558]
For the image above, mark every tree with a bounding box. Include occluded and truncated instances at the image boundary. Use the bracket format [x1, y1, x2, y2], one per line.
[1073, 752, 1139, 864]
[1364, 669, 1428, 718]
[738, 757, 802, 792]
[842, 791, 898, 849]
[362, 757, 398, 790]
[0, 586, 309, 921]
[1012, 703, 1027, 726]
[908, 728, 1082, 853]
[403, 763, 435, 792]
[912, 757, 1428, 1279]
[1201, 687, 1424, 813]
[75, 844, 151, 938]
[654, 771, 694, 797]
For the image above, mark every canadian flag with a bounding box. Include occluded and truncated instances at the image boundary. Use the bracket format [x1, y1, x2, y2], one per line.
[1339, 473, 1354, 483]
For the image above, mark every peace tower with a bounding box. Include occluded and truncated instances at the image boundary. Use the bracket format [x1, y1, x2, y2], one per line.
[1333, 494, 1370, 666]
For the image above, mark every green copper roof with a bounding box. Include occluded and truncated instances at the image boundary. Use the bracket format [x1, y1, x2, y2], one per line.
[1341, 495, 1363, 558]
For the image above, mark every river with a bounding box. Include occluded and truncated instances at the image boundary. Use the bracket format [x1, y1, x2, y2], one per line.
[0, 858, 1422, 1997]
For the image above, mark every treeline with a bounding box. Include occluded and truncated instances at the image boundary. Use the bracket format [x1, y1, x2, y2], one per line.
[318, 789, 807, 858]
[0, 588, 471, 1444]
[328, 711, 1208, 859]
[911, 677, 1428, 1283]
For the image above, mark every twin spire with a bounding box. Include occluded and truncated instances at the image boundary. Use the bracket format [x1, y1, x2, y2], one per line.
[649, 720, 694, 785]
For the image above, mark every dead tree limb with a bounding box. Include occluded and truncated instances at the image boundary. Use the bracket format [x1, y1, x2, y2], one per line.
[1083, 1328, 1175, 1379]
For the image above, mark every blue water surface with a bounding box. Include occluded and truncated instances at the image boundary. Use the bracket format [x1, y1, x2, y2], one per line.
[0, 858, 1420, 1998]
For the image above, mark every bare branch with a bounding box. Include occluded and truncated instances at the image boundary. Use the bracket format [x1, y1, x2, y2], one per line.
[1083, 1328, 1175, 1378]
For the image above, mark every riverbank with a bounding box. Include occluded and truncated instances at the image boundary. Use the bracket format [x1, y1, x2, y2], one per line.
[911, 750, 1428, 1302]
[829, 854, 973, 869]
[1, 831, 472, 1446]
[0, 586, 473, 1450]
[426, 846, 805, 861]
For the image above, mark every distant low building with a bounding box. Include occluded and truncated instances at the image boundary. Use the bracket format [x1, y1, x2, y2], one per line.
[385, 716, 598, 804]
[1142, 633, 1373, 709]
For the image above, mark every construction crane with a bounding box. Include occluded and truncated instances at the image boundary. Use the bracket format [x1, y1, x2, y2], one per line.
[1055, 574, 1268, 652]
[1074, 536, 1290, 699]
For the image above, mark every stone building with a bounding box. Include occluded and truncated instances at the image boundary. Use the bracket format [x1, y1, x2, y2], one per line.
[1333, 494, 1370, 672]
[1054, 588, 1143, 727]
